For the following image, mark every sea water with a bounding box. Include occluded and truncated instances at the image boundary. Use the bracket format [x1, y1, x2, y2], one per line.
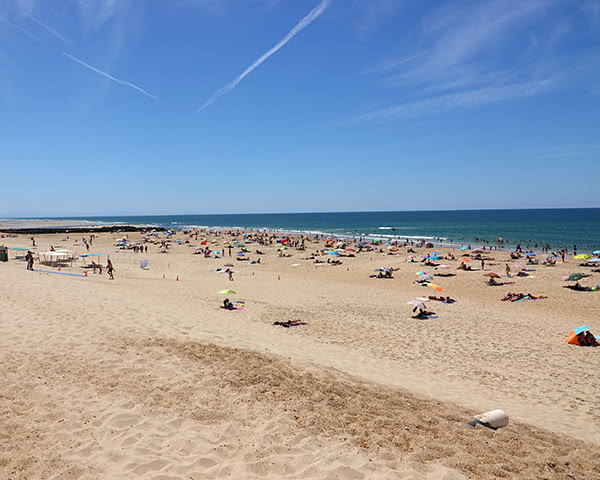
[24, 208, 600, 251]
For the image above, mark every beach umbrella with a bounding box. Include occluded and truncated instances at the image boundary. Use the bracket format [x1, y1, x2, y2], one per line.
[218, 289, 236, 295]
[573, 325, 591, 335]
[472, 249, 483, 254]
[426, 283, 442, 292]
[588, 258, 600, 263]
[593, 250, 600, 255]
[459, 246, 469, 251]
[419, 274, 433, 282]
[140, 259, 149, 269]
[407, 300, 426, 311]
[563, 273, 589, 282]
[484, 272, 501, 278]
[574, 254, 591, 260]
[327, 251, 339, 256]
[525, 252, 536, 257]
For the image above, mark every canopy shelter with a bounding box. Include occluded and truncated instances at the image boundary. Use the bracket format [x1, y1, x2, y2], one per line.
[38, 251, 75, 267]
[80, 253, 105, 267]
[10, 247, 30, 260]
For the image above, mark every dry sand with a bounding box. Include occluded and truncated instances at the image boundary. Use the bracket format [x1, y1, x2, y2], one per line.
[1, 228, 600, 479]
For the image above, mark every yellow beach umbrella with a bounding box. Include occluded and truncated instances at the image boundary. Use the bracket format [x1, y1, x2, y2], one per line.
[574, 254, 591, 260]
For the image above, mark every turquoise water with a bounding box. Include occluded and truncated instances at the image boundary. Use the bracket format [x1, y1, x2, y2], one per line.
[29, 209, 600, 251]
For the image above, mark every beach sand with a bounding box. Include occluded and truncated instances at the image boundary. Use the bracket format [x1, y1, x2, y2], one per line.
[1, 228, 599, 479]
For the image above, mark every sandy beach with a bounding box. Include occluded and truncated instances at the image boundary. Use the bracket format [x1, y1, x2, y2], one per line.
[1, 226, 599, 479]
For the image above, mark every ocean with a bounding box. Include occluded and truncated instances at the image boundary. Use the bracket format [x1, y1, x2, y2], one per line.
[26, 208, 600, 251]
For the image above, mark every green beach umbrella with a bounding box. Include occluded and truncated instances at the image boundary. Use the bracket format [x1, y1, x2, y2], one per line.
[218, 289, 236, 295]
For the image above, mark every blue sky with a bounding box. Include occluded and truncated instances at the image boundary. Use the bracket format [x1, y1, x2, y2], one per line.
[1, 0, 599, 216]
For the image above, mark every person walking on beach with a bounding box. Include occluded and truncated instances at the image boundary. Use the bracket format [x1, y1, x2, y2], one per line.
[25, 250, 34, 271]
[481, 259, 485, 271]
[107, 258, 115, 280]
[31, 236, 35, 247]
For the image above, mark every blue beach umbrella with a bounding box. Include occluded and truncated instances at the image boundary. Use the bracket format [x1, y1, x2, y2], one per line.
[459, 246, 469, 251]
[327, 251, 339, 256]
[573, 326, 591, 335]
[593, 250, 600, 255]
[525, 252, 536, 257]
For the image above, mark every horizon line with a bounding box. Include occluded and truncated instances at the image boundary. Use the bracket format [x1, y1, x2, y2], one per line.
[4, 206, 600, 219]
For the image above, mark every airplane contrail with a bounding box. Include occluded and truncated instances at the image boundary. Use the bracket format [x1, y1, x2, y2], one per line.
[0, 14, 156, 99]
[195, 0, 332, 113]
[59, 51, 158, 99]
[27, 13, 72, 45]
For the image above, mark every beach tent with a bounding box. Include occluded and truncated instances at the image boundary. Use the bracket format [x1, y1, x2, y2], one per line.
[567, 326, 599, 345]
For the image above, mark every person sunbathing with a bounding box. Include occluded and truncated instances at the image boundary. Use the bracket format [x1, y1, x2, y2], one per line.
[273, 320, 307, 328]
[428, 295, 445, 302]
[487, 277, 504, 286]
[565, 282, 594, 291]
[413, 307, 436, 319]
[222, 299, 235, 310]
[576, 331, 599, 347]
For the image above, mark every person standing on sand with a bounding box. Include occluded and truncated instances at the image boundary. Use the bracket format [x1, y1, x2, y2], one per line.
[25, 251, 34, 271]
[31, 236, 35, 247]
[505, 264, 511, 277]
[481, 259, 485, 270]
[107, 258, 115, 280]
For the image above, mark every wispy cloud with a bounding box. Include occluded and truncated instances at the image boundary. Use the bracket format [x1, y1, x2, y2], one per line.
[362, 79, 556, 120]
[76, 0, 121, 31]
[358, 0, 589, 120]
[195, 0, 332, 113]
[0, 14, 156, 99]
[26, 13, 71, 45]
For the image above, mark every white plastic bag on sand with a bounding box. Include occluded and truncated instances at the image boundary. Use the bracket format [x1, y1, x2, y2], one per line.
[468, 409, 509, 430]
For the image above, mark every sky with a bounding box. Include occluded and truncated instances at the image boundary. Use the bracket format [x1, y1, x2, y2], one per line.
[0, 0, 599, 217]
